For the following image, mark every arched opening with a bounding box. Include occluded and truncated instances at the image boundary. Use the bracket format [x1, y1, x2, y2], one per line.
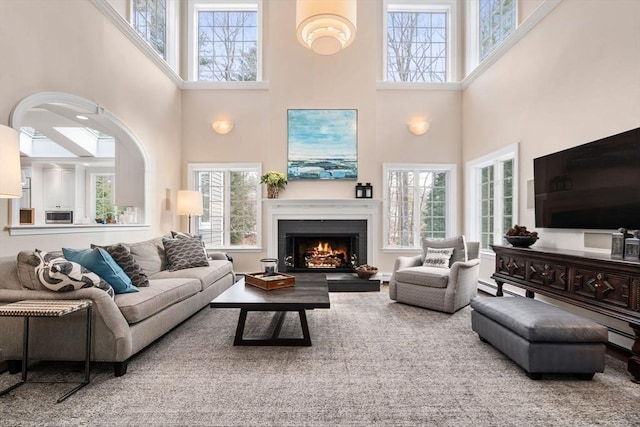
[8, 92, 149, 228]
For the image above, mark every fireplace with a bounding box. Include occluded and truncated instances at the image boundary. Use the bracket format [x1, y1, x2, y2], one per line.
[285, 234, 357, 271]
[277, 220, 367, 272]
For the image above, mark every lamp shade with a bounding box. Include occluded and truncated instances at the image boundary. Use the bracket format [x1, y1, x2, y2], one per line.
[296, 0, 357, 55]
[176, 190, 203, 216]
[0, 125, 22, 198]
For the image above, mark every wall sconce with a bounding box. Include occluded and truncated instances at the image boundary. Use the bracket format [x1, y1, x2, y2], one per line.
[0, 125, 22, 199]
[408, 120, 429, 136]
[296, 0, 357, 55]
[177, 190, 203, 234]
[212, 120, 234, 135]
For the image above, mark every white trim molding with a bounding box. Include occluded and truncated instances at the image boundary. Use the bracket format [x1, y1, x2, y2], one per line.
[264, 199, 381, 267]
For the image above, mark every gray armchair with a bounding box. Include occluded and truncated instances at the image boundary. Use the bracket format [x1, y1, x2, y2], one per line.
[389, 238, 480, 313]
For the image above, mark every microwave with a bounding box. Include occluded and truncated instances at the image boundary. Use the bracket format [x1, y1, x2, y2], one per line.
[45, 210, 74, 224]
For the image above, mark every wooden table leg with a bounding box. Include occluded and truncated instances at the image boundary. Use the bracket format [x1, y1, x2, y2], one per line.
[628, 322, 640, 384]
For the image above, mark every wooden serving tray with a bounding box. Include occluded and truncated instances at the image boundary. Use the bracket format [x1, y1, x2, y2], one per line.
[245, 272, 296, 290]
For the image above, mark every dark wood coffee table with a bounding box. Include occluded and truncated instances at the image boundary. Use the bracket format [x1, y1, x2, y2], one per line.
[209, 277, 330, 346]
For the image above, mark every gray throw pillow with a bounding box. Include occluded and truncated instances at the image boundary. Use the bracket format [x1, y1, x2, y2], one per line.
[162, 237, 210, 271]
[423, 247, 454, 269]
[422, 236, 467, 267]
[92, 243, 149, 287]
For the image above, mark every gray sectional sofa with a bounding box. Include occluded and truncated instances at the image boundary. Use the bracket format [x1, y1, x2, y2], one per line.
[0, 236, 235, 376]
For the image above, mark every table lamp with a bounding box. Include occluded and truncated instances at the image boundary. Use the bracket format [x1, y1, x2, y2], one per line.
[176, 190, 203, 234]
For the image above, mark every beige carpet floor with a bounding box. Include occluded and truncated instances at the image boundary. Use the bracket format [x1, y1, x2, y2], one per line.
[0, 290, 638, 426]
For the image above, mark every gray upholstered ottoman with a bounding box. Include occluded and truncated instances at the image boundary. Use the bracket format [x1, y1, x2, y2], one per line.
[470, 296, 608, 380]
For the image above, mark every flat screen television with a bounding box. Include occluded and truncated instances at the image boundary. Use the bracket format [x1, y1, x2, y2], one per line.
[534, 127, 640, 230]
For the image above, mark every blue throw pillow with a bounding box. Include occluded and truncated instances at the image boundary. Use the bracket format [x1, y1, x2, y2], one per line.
[63, 247, 138, 294]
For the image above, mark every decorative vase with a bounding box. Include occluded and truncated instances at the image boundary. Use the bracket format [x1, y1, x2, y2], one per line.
[267, 184, 279, 199]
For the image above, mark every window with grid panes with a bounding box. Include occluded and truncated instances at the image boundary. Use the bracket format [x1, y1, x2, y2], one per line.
[384, 165, 454, 248]
[132, 0, 167, 58]
[190, 164, 260, 248]
[196, 4, 258, 81]
[479, 0, 516, 60]
[467, 145, 517, 251]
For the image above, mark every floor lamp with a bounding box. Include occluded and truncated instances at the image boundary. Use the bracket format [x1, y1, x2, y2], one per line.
[0, 125, 22, 200]
[176, 190, 203, 234]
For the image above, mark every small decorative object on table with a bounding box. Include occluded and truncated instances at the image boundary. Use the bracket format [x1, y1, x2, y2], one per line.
[245, 272, 296, 290]
[611, 228, 630, 258]
[260, 171, 287, 199]
[355, 264, 378, 279]
[260, 258, 279, 276]
[624, 230, 640, 260]
[505, 224, 539, 248]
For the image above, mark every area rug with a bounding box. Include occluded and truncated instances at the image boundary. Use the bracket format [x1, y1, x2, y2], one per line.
[0, 291, 638, 426]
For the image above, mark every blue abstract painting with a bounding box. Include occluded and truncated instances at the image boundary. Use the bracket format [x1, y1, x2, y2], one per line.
[287, 109, 357, 180]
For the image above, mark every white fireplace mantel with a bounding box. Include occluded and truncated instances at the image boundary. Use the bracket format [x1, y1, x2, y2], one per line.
[264, 199, 381, 266]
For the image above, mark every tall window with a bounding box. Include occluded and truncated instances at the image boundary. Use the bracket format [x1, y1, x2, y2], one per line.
[132, 0, 167, 58]
[189, 164, 260, 249]
[479, 0, 516, 60]
[191, 2, 259, 82]
[384, 164, 456, 248]
[385, 1, 456, 82]
[466, 144, 518, 251]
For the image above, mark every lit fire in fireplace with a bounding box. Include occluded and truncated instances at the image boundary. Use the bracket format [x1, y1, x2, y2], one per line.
[305, 241, 347, 269]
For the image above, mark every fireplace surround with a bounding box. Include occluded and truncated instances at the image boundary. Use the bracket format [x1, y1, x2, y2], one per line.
[264, 199, 380, 272]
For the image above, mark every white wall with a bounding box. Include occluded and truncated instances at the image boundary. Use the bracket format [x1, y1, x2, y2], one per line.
[181, 0, 463, 272]
[0, 0, 183, 255]
[462, 0, 640, 347]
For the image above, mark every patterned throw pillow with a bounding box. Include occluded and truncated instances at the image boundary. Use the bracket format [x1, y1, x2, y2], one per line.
[63, 247, 138, 294]
[171, 231, 208, 258]
[423, 247, 454, 269]
[422, 236, 468, 267]
[92, 243, 149, 287]
[162, 237, 210, 271]
[34, 250, 114, 298]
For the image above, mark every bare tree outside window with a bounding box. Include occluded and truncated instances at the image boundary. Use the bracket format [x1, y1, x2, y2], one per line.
[132, 0, 166, 58]
[386, 168, 449, 247]
[198, 10, 257, 81]
[387, 11, 447, 82]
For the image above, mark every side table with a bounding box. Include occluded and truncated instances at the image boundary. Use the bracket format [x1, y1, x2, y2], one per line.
[0, 300, 92, 403]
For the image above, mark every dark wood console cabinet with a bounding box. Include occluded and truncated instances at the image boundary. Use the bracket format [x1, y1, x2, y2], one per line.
[491, 244, 640, 382]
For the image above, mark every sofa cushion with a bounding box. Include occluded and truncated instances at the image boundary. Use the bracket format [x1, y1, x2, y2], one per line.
[115, 277, 201, 324]
[395, 266, 450, 288]
[92, 243, 149, 287]
[34, 250, 115, 298]
[63, 247, 138, 294]
[470, 297, 609, 343]
[422, 236, 467, 267]
[162, 237, 210, 271]
[423, 247, 453, 269]
[150, 260, 233, 291]
[128, 237, 166, 276]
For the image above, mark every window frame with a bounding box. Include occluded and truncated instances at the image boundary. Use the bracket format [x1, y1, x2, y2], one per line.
[187, 0, 263, 83]
[382, 0, 458, 84]
[465, 0, 518, 72]
[382, 163, 458, 251]
[187, 162, 262, 251]
[130, 0, 179, 71]
[465, 143, 519, 253]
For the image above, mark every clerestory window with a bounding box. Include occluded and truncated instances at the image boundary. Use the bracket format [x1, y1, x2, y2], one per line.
[188, 1, 261, 82]
[384, 1, 457, 83]
[479, 0, 517, 60]
[132, 0, 167, 59]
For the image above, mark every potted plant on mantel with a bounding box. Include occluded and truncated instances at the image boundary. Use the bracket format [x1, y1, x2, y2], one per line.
[260, 171, 287, 199]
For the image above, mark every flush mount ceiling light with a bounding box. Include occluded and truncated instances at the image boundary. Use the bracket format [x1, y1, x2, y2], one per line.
[211, 120, 234, 135]
[296, 0, 357, 56]
[408, 120, 430, 136]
